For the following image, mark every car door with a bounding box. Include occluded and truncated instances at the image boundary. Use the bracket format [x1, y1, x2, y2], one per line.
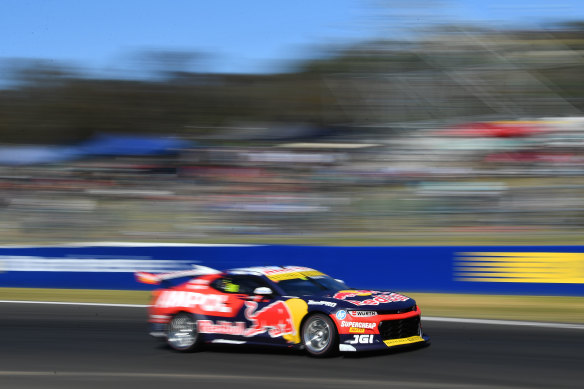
[209, 275, 295, 345]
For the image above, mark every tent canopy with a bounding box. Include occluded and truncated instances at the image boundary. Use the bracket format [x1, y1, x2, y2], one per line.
[0, 134, 191, 165]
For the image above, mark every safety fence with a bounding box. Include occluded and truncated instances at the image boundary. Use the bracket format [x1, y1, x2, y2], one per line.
[1, 243, 583, 296]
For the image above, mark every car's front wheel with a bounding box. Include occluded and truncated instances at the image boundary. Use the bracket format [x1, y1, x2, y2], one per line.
[167, 312, 202, 352]
[302, 313, 338, 357]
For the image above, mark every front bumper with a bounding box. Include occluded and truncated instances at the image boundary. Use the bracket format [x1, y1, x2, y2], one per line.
[334, 307, 430, 352]
[339, 333, 430, 352]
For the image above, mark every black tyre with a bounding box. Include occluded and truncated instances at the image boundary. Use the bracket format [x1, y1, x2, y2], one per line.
[166, 312, 202, 352]
[302, 313, 338, 357]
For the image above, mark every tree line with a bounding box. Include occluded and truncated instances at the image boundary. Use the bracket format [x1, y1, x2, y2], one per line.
[1, 22, 583, 144]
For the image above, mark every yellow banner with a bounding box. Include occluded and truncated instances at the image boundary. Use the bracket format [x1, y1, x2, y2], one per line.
[455, 252, 584, 283]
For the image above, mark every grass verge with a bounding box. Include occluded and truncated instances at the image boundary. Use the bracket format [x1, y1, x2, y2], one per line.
[1, 288, 583, 324]
[0, 288, 152, 305]
[408, 292, 584, 324]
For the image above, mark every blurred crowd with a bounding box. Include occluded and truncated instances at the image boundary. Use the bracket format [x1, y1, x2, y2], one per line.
[1, 116, 583, 244]
[2, 22, 584, 244]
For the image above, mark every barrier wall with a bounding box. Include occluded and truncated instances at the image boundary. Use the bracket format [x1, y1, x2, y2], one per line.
[1, 243, 583, 296]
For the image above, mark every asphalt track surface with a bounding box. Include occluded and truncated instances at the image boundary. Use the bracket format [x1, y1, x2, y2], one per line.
[0, 303, 583, 389]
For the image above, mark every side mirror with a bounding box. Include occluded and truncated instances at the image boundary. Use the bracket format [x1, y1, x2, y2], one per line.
[253, 287, 273, 296]
[335, 279, 346, 285]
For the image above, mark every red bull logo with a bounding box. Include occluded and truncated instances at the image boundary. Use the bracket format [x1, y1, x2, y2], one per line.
[244, 300, 295, 337]
[333, 290, 410, 306]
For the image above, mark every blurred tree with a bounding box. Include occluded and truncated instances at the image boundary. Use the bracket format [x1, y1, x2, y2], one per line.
[1, 21, 584, 145]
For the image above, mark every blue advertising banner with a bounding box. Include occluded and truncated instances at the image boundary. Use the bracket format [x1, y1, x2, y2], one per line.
[1, 243, 583, 295]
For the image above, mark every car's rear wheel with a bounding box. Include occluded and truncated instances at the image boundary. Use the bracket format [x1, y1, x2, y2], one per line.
[302, 313, 338, 357]
[167, 312, 202, 352]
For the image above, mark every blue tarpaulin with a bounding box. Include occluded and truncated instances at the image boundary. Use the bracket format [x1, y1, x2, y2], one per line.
[0, 134, 191, 165]
[0, 145, 77, 165]
[74, 134, 190, 156]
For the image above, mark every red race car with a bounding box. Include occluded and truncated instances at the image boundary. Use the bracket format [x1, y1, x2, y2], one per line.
[136, 265, 430, 357]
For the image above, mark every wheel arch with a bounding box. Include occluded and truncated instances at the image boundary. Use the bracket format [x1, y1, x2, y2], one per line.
[166, 310, 203, 352]
[299, 311, 339, 357]
[299, 310, 336, 335]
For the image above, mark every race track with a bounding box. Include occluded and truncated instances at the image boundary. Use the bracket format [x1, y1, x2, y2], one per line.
[0, 303, 582, 389]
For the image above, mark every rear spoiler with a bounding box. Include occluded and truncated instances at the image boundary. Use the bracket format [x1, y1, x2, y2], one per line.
[135, 265, 221, 285]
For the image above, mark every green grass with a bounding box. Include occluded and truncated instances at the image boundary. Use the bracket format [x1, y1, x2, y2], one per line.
[7, 230, 581, 247]
[188, 231, 584, 246]
[0, 288, 152, 305]
[408, 292, 584, 324]
[2, 288, 583, 324]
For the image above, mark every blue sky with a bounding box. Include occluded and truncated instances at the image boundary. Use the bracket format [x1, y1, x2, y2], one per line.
[1, 0, 583, 76]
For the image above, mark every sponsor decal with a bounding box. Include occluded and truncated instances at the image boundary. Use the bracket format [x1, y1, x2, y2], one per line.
[335, 310, 347, 320]
[212, 339, 246, 345]
[383, 335, 425, 347]
[190, 279, 210, 284]
[244, 300, 295, 337]
[260, 266, 324, 282]
[262, 266, 312, 276]
[334, 291, 410, 307]
[349, 327, 365, 333]
[0, 256, 189, 272]
[333, 290, 373, 300]
[199, 320, 247, 336]
[149, 314, 170, 323]
[340, 321, 376, 329]
[339, 344, 357, 352]
[334, 290, 410, 306]
[281, 298, 309, 344]
[155, 291, 231, 313]
[348, 310, 377, 317]
[308, 300, 337, 307]
[267, 272, 307, 282]
[150, 314, 170, 319]
[197, 299, 305, 340]
[186, 281, 209, 290]
[346, 334, 374, 344]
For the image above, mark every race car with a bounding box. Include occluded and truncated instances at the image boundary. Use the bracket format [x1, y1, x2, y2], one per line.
[136, 265, 430, 357]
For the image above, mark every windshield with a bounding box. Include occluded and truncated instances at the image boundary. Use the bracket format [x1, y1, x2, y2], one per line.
[277, 274, 348, 296]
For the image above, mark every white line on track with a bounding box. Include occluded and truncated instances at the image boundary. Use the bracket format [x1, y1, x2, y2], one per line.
[1, 300, 583, 330]
[0, 241, 254, 248]
[0, 371, 522, 388]
[0, 300, 147, 308]
[423, 316, 584, 330]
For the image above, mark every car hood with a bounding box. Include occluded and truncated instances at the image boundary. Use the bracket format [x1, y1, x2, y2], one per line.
[307, 289, 416, 311]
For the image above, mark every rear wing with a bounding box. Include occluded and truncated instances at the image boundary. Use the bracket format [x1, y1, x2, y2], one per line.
[135, 265, 221, 285]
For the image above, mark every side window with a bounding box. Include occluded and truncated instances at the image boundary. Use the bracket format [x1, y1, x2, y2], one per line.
[211, 275, 271, 295]
[211, 277, 239, 293]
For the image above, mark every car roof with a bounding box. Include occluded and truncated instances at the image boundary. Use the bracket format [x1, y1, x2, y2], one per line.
[226, 265, 320, 277]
